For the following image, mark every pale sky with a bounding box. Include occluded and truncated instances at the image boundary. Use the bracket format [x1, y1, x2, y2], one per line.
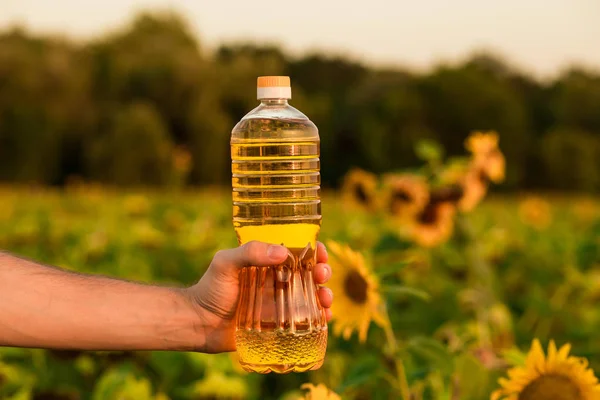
[2, 0, 599, 79]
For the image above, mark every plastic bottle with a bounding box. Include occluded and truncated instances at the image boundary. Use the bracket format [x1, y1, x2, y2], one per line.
[231, 76, 327, 373]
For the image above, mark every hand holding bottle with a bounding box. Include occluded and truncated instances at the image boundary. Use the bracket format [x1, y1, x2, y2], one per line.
[187, 241, 333, 354]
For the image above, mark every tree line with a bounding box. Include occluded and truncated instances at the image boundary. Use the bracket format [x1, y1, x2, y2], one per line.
[1, 12, 599, 191]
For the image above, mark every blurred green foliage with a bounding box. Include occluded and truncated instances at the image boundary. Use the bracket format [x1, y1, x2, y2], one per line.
[0, 188, 598, 399]
[88, 102, 174, 186]
[1, 12, 599, 191]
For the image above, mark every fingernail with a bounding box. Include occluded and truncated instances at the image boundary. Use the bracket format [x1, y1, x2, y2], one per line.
[324, 265, 331, 280]
[319, 244, 328, 259]
[267, 245, 287, 261]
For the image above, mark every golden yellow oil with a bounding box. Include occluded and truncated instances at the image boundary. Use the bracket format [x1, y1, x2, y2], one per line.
[233, 243, 327, 373]
[234, 223, 319, 248]
[231, 114, 325, 373]
[235, 327, 327, 374]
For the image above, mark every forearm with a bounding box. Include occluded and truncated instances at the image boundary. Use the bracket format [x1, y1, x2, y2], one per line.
[0, 252, 204, 351]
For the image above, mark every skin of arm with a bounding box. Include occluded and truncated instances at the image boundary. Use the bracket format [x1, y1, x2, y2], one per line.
[0, 241, 332, 353]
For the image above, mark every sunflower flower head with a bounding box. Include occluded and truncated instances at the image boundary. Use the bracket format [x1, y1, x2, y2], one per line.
[465, 131, 506, 184]
[491, 339, 600, 400]
[326, 240, 388, 342]
[382, 173, 429, 221]
[439, 161, 488, 212]
[298, 383, 341, 400]
[341, 168, 379, 211]
[405, 198, 456, 247]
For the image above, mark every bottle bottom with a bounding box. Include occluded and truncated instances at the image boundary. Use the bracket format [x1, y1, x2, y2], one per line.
[235, 327, 327, 374]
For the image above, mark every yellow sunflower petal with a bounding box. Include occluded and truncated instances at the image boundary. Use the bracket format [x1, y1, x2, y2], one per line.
[547, 340, 558, 366]
[557, 342, 572, 360]
[525, 339, 546, 370]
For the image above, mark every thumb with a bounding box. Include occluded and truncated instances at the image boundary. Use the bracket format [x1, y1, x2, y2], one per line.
[212, 241, 289, 275]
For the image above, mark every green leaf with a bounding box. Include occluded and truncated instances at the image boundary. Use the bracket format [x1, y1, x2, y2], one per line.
[373, 233, 412, 254]
[405, 336, 453, 375]
[149, 352, 185, 386]
[415, 139, 444, 162]
[374, 260, 410, 277]
[454, 354, 491, 400]
[501, 347, 527, 367]
[382, 285, 431, 302]
[336, 354, 381, 392]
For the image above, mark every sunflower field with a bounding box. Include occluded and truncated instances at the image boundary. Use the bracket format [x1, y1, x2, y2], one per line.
[1, 132, 600, 400]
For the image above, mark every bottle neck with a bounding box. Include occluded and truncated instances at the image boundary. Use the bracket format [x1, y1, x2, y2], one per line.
[260, 98, 289, 106]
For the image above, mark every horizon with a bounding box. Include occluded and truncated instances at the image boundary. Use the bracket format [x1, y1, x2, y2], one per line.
[1, 0, 600, 80]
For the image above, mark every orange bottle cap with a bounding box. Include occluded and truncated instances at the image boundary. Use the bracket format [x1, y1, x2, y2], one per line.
[257, 76, 291, 88]
[257, 76, 292, 99]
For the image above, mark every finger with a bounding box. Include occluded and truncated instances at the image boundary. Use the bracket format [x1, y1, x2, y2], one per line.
[318, 287, 333, 308]
[316, 242, 328, 263]
[325, 308, 333, 322]
[313, 263, 331, 284]
[213, 241, 288, 273]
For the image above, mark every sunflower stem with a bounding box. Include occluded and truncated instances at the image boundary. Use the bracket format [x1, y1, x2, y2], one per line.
[382, 311, 411, 400]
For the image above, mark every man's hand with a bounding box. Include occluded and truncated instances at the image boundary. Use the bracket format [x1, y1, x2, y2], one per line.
[0, 242, 332, 354]
[187, 241, 333, 353]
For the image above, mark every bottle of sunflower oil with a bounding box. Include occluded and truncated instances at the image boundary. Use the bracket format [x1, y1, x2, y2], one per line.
[231, 76, 327, 373]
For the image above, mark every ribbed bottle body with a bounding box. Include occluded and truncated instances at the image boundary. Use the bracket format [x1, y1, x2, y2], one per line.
[231, 110, 326, 374]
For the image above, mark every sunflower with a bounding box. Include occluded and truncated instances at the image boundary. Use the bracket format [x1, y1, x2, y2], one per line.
[439, 161, 488, 212]
[518, 196, 552, 230]
[491, 339, 600, 400]
[458, 165, 489, 212]
[465, 131, 506, 184]
[472, 147, 506, 184]
[341, 168, 379, 211]
[327, 240, 388, 342]
[382, 173, 429, 221]
[298, 383, 341, 400]
[405, 199, 456, 247]
[466, 130, 500, 157]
